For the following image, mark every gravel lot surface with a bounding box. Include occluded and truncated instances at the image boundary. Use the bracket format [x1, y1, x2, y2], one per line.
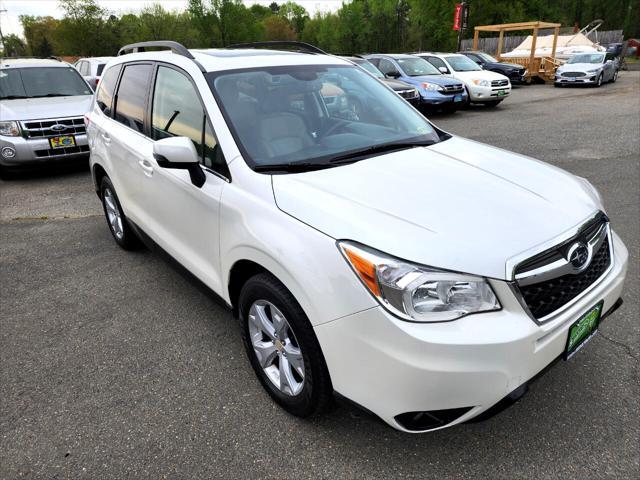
[1, 72, 638, 480]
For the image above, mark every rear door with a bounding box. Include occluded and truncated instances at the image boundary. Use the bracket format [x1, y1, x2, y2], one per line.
[108, 62, 155, 228]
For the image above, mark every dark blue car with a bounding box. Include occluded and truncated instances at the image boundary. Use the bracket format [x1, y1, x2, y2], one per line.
[365, 54, 467, 111]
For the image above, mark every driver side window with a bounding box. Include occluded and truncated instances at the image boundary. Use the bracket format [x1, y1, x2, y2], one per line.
[152, 66, 228, 177]
[378, 59, 398, 76]
[426, 57, 448, 73]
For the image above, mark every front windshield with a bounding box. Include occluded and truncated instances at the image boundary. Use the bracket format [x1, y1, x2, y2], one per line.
[445, 55, 483, 72]
[477, 52, 498, 63]
[567, 54, 605, 64]
[353, 59, 384, 79]
[396, 57, 440, 76]
[0, 67, 92, 99]
[208, 64, 440, 170]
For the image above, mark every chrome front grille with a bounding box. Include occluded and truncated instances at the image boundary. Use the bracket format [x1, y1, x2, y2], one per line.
[491, 79, 509, 87]
[441, 84, 464, 94]
[21, 117, 86, 139]
[513, 213, 613, 322]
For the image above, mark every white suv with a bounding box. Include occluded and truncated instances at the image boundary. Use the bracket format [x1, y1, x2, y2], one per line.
[416, 53, 512, 107]
[87, 41, 628, 433]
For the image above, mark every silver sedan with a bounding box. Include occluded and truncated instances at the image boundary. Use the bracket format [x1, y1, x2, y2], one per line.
[554, 52, 619, 87]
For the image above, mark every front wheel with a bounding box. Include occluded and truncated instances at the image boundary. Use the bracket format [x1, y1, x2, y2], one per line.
[611, 69, 618, 83]
[100, 176, 141, 250]
[239, 273, 332, 418]
[595, 73, 603, 87]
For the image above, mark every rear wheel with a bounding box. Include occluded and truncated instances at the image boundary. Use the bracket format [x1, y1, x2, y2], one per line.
[239, 273, 332, 418]
[100, 176, 141, 250]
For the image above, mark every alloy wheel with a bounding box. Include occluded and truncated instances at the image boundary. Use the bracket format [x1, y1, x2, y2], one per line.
[247, 299, 305, 396]
[103, 187, 124, 240]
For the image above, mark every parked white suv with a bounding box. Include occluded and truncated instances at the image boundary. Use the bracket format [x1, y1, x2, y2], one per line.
[74, 56, 115, 91]
[87, 41, 628, 433]
[416, 52, 512, 107]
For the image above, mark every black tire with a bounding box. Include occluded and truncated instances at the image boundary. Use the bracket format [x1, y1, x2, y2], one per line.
[239, 273, 332, 418]
[611, 70, 618, 83]
[99, 176, 141, 250]
[484, 100, 502, 108]
[595, 73, 603, 87]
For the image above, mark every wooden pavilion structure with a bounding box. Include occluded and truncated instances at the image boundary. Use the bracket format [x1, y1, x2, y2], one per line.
[472, 21, 562, 82]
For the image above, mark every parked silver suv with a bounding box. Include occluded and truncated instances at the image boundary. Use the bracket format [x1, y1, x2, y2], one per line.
[0, 58, 93, 172]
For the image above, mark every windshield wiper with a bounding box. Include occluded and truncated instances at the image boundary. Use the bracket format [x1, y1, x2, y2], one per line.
[327, 140, 436, 164]
[253, 162, 334, 173]
[33, 93, 69, 98]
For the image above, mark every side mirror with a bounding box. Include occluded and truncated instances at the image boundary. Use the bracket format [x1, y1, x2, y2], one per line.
[153, 136, 205, 188]
[438, 66, 448, 74]
[386, 70, 401, 78]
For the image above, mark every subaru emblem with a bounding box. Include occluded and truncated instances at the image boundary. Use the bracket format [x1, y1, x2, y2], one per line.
[567, 242, 591, 273]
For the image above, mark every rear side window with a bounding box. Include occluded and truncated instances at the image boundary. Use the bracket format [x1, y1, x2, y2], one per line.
[378, 59, 398, 75]
[97, 63, 106, 76]
[114, 64, 152, 134]
[96, 64, 121, 116]
[425, 57, 448, 73]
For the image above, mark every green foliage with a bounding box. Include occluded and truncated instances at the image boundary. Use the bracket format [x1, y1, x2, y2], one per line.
[1, 34, 28, 57]
[14, 0, 640, 57]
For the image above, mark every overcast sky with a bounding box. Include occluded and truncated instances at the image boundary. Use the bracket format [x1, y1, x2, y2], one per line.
[0, 0, 343, 37]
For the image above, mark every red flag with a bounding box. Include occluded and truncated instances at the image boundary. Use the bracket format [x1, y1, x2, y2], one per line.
[453, 3, 463, 31]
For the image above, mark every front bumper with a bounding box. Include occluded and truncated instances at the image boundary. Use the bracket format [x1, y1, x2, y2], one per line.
[467, 83, 511, 102]
[419, 90, 468, 108]
[554, 73, 599, 85]
[315, 230, 628, 432]
[0, 133, 89, 167]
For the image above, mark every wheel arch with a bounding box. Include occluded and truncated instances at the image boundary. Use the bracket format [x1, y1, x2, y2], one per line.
[92, 163, 108, 198]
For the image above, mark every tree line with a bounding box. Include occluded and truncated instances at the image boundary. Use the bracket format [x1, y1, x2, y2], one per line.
[2, 0, 639, 58]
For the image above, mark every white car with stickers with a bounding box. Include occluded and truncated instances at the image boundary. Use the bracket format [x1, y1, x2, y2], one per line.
[87, 41, 627, 433]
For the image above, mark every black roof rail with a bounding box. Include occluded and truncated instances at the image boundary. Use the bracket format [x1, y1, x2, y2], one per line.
[117, 41, 205, 72]
[118, 41, 195, 59]
[226, 41, 327, 55]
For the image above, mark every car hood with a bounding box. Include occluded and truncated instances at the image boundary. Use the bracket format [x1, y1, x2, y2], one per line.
[558, 63, 602, 72]
[453, 70, 508, 81]
[272, 136, 600, 280]
[0, 95, 93, 121]
[487, 62, 523, 70]
[407, 75, 461, 86]
[382, 78, 416, 91]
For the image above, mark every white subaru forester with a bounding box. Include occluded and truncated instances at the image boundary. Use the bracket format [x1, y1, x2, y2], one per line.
[87, 41, 628, 433]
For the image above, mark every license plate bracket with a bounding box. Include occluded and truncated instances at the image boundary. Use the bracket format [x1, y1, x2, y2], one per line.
[49, 135, 76, 149]
[564, 301, 603, 360]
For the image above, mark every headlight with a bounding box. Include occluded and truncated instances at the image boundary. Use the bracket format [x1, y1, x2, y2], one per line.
[422, 82, 443, 92]
[471, 79, 490, 87]
[587, 68, 599, 73]
[0, 121, 20, 137]
[338, 241, 500, 322]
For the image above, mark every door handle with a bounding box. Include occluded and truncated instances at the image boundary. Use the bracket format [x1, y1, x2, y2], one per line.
[138, 159, 154, 177]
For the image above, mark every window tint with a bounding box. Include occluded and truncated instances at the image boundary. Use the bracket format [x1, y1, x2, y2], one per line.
[152, 66, 226, 175]
[97, 63, 106, 76]
[114, 64, 152, 134]
[96, 64, 122, 116]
